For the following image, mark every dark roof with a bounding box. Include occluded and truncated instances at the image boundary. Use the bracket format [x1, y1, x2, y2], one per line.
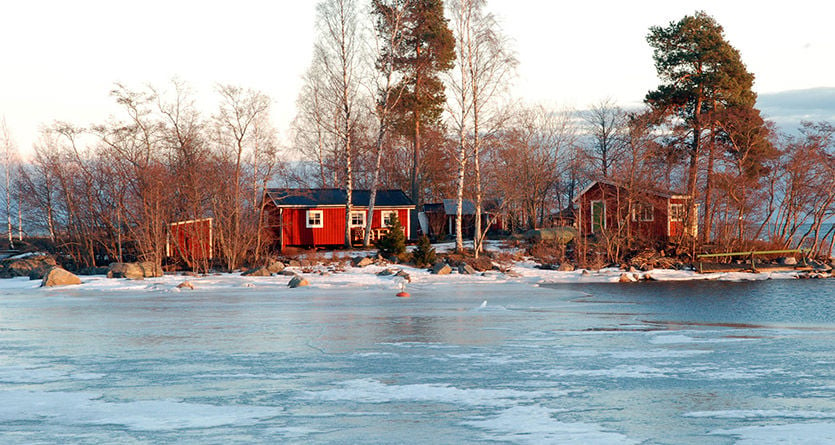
[266, 188, 415, 208]
[573, 179, 689, 202]
[443, 199, 476, 215]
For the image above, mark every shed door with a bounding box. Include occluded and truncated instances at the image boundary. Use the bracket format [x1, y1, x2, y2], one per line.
[591, 200, 605, 234]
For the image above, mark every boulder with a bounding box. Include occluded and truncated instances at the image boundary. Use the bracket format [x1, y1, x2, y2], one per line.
[779, 257, 798, 266]
[278, 269, 297, 276]
[107, 262, 145, 280]
[288, 275, 309, 288]
[557, 263, 575, 272]
[432, 262, 452, 275]
[458, 263, 477, 275]
[287, 259, 301, 268]
[177, 281, 194, 289]
[40, 268, 81, 287]
[0, 255, 57, 279]
[618, 273, 634, 283]
[242, 266, 272, 277]
[138, 261, 163, 278]
[377, 268, 395, 276]
[352, 256, 374, 268]
[266, 260, 285, 274]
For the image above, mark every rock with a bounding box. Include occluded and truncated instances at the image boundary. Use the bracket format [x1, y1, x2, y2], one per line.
[288, 260, 301, 268]
[278, 269, 296, 276]
[395, 270, 411, 282]
[628, 266, 639, 273]
[557, 263, 575, 272]
[458, 263, 477, 275]
[377, 268, 395, 276]
[432, 262, 452, 275]
[107, 262, 145, 280]
[779, 257, 798, 266]
[618, 273, 634, 283]
[138, 262, 163, 278]
[581, 269, 590, 276]
[40, 268, 81, 287]
[352, 257, 374, 267]
[266, 260, 285, 274]
[242, 266, 272, 277]
[644, 273, 656, 281]
[176, 281, 194, 289]
[0, 255, 57, 279]
[288, 275, 309, 288]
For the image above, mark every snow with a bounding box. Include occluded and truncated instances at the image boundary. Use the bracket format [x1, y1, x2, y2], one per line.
[712, 423, 835, 444]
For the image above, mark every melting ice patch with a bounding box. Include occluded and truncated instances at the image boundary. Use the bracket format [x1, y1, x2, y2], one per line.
[301, 378, 565, 407]
[687, 410, 835, 419]
[464, 405, 637, 445]
[0, 390, 282, 431]
[712, 423, 835, 444]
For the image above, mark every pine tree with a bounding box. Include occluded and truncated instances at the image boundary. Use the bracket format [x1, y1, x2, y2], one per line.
[375, 213, 406, 257]
[645, 11, 763, 242]
[374, 0, 455, 205]
[412, 234, 436, 266]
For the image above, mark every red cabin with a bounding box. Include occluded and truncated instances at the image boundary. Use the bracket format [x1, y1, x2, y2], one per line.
[167, 218, 213, 264]
[264, 188, 415, 249]
[574, 180, 697, 243]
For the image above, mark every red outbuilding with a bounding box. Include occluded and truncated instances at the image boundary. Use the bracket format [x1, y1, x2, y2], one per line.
[166, 218, 213, 265]
[264, 188, 415, 249]
[574, 180, 697, 243]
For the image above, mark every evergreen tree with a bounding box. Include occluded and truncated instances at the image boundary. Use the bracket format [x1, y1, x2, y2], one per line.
[645, 11, 763, 242]
[373, 0, 455, 205]
[375, 213, 406, 257]
[412, 234, 436, 266]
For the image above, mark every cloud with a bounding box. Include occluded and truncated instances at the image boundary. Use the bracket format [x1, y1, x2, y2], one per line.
[757, 87, 835, 130]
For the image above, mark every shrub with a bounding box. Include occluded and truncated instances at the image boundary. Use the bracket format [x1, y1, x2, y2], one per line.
[375, 213, 406, 257]
[412, 235, 436, 267]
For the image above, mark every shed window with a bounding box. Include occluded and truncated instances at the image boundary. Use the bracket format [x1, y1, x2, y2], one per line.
[381, 211, 397, 227]
[670, 204, 685, 222]
[350, 211, 365, 227]
[306, 210, 323, 228]
[632, 203, 654, 222]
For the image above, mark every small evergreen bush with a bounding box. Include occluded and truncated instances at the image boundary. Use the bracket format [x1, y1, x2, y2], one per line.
[412, 235, 436, 267]
[375, 213, 406, 257]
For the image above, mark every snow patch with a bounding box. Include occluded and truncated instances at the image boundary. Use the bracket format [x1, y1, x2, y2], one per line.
[0, 390, 282, 431]
[712, 423, 835, 444]
[464, 405, 637, 444]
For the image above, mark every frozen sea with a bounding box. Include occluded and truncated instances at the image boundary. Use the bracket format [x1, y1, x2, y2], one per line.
[1, 273, 834, 444]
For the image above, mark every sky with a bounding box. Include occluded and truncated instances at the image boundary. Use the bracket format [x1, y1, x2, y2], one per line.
[2, 0, 834, 157]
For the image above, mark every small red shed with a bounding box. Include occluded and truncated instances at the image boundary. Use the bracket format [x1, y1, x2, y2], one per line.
[264, 188, 415, 249]
[167, 218, 213, 264]
[574, 180, 697, 242]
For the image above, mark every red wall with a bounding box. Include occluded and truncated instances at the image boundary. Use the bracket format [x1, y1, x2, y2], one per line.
[279, 207, 410, 247]
[577, 182, 671, 241]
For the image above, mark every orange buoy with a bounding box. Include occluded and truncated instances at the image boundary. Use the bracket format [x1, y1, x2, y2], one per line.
[396, 291, 411, 298]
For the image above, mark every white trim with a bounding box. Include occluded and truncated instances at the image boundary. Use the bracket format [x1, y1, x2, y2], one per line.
[406, 209, 411, 240]
[381, 210, 397, 227]
[669, 203, 685, 222]
[306, 210, 324, 228]
[590, 200, 606, 233]
[349, 210, 366, 228]
[632, 203, 654, 222]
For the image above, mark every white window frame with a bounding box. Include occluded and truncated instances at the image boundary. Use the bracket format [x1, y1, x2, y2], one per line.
[669, 204, 685, 222]
[590, 200, 606, 233]
[632, 203, 654, 222]
[381, 210, 397, 227]
[306, 210, 323, 228]
[350, 210, 366, 228]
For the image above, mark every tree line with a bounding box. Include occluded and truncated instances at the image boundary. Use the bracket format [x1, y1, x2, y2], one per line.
[0, 2, 832, 271]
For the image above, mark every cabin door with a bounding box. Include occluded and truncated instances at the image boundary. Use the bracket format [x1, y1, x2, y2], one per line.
[591, 200, 605, 234]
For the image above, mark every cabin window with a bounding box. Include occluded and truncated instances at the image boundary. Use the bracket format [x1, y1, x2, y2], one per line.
[590, 201, 605, 233]
[670, 204, 685, 222]
[632, 203, 654, 222]
[381, 210, 397, 227]
[350, 211, 365, 227]
[306, 210, 323, 228]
